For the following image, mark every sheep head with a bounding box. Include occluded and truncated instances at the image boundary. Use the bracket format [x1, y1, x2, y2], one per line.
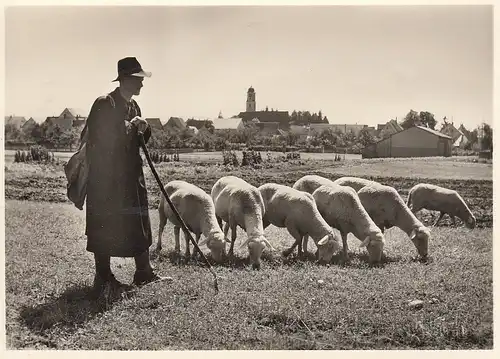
[199, 232, 226, 263]
[240, 235, 275, 270]
[465, 213, 476, 229]
[316, 230, 341, 264]
[359, 231, 385, 263]
[409, 225, 431, 258]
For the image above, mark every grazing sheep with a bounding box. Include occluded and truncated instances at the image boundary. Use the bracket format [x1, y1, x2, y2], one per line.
[332, 176, 382, 191]
[407, 183, 476, 229]
[357, 183, 431, 259]
[308, 184, 385, 263]
[258, 183, 341, 264]
[292, 174, 337, 194]
[157, 180, 228, 262]
[211, 176, 274, 269]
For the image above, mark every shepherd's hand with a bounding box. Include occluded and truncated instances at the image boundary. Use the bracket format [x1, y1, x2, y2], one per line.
[131, 116, 148, 134]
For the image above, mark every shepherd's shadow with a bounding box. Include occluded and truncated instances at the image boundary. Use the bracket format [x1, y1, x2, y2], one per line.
[19, 283, 134, 336]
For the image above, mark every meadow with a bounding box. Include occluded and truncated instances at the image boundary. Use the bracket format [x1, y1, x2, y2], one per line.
[4, 151, 493, 350]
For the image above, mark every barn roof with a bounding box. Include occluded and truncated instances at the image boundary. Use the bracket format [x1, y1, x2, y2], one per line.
[211, 117, 242, 130]
[364, 125, 452, 149]
[416, 125, 452, 139]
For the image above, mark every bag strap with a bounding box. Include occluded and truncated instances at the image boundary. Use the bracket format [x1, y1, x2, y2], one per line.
[77, 94, 116, 150]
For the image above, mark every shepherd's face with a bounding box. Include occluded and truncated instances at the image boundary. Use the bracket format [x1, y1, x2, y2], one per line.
[120, 76, 144, 96]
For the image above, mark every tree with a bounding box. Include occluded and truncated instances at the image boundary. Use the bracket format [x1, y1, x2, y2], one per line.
[400, 110, 421, 129]
[29, 123, 44, 144]
[58, 126, 82, 151]
[358, 127, 376, 147]
[418, 111, 437, 129]
[47, 125, 63, 148]
[481, 123, 493, 151]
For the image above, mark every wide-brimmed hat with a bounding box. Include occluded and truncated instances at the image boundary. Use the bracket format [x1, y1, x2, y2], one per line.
[112, 57, 152, 82]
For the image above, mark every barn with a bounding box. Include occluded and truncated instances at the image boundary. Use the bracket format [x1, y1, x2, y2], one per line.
[362, 125, 452, 158]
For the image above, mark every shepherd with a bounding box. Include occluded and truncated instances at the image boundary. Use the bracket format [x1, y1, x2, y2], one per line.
[84, 57, 170, 299]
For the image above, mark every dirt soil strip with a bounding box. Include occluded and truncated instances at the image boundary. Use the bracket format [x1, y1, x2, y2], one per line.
[4, 165, 492, 229]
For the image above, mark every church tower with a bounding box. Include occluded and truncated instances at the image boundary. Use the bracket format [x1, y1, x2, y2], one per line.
[246, 86, 256, 112]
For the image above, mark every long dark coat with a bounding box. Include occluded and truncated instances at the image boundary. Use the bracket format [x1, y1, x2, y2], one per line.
[84, 87, 152, 257]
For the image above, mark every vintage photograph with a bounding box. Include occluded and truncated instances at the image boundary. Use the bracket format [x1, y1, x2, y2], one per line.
[3, 4, 493, 350]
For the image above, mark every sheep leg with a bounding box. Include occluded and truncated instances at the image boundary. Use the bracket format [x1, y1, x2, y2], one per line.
[297, 236, 304, 258]
[341, 232, 350, 262]
[433, 212, 445, 227]
[157, 213, 167, 253]
[217, 216, 223, 230]
[223, 222, 230, 242]
[191, 233, 201, 259]
[282, 222, 302, 258]
[228, 224, 238, 257]
[183, 229, 191, 257]
[173, 226, 181, 253]
[302, 235, 309, 254]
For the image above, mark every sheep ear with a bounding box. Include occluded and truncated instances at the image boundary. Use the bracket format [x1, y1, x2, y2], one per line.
[317, 235, 329, 246]
[359, 236, 370, 248]
[262, 238, 275, 251]
[409, 229, 417, 240]
[198, 237, 209, 247]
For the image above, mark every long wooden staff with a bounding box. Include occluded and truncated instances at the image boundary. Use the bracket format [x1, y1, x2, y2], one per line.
[139, 134, 219, 294]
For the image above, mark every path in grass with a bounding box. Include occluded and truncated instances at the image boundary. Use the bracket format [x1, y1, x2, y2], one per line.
[5, 200, 492, 350]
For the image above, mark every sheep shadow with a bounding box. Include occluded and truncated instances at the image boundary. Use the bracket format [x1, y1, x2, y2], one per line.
[280, 251, 321, 267]
[329, 251, 405, 269]
[18, 283, 135, 336]
[157, 249, 262, 270]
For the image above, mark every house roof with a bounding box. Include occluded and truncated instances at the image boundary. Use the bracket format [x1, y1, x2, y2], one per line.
[309, 123, 333, 129]
[22, 118, 37, 128]
[145, 118, 163, 130]
[4, 116, 27, 127]
[385, 119, 403, 133]
[28, 116, 47, 124]
[211, 117, 242, 130]
[440, 123, 463, 142]
[164, 117, 187, 130]
[63, 108, 88, 118]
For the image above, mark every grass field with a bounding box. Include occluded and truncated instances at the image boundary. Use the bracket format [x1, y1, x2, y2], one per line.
[4, 153, 493, 350]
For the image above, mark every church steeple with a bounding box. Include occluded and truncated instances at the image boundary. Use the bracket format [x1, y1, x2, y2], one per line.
[246, 86, 256, 112]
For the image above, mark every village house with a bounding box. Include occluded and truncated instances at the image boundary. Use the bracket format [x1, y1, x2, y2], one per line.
[377, 119, 404, 139]
[21, 117, 37, 135]
[440, 122, 470, 149]
[43, 108, 87, 135]
[4, 115, 27, 129]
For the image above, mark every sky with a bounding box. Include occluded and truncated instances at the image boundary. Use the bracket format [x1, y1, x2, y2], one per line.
[4, 4, 493, 130]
